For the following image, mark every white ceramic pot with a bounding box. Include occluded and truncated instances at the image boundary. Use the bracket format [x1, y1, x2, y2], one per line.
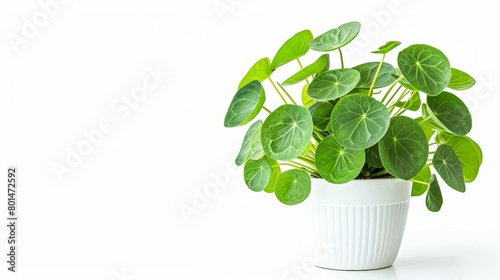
[308, 178, 411, 270]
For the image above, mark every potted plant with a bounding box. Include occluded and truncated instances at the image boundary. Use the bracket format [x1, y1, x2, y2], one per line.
[223, 21, 483, 270]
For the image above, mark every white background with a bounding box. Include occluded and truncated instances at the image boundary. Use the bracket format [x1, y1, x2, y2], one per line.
[0, 0, 499, 279]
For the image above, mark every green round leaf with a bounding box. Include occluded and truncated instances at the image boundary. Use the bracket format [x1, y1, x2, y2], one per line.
[427, 91, 472, 136]
[315, 135, 365, 184]
[309, 21, 361, 52]
[275, 169, 311, 205]
[270, 30, 313, 70]
[436, 132, 482, 183]
[372, 41, 402, 54]
[426, 174, 443, 212]
[433, 144, 466, 192]
[412, 166, 431, 196]
[312, 102, 334, 131]
[261, 105, 313, 160]
[264, 158, 281, 193]
[238, 58, 272, 89]
[331, 94, 390, 150]
[353, 62, 397, 89]
[365, 143, 383, 168]
[398, 44, 451, 95]
[379, 116, 429, 180]
[235, 120, 263, 166]
[244, 158, 272, 192]
[224, 80, 265, 127]
[307, 69, 360, 101]
[282, 54, 329, 86]
[448, 68, 476, 90]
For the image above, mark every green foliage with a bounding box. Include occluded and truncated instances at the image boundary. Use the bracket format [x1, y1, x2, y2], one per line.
[224, 21, 482, 210]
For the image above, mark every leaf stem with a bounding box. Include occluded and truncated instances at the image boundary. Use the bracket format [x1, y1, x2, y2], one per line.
[338, 48, 345, 69]
[262, 106, 271, 114]
[381, 76, 404, 103]
[384, 85, 403, 107]
[419, 116, 432, 125]
[277, 82, 298, 105]
[368, 53, 386, 97]
[371, 169, 389, 178]
[409, 179, 429, 185]
[297, 58, 304, 69]
[267, 77, 288, 104]
[280, 162, 319, 176]
[389, 89, 410, 115]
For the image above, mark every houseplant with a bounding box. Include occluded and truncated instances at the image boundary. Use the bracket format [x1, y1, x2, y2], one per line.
[223, 21, 482, 270]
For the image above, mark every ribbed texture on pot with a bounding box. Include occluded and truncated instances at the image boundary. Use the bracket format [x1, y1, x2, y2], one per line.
[309, 201, 410, 270]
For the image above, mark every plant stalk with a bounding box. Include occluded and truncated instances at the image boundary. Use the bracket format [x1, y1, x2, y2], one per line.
[368, 53, 386, 97]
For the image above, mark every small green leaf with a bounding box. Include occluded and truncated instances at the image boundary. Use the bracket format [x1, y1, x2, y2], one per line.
[315, 135, 365, 184]
[426, 174, 443, 212]
[415, 116, 434, 141]
[282, 54, 330, 86]
[235, 120, 263, 166]
[398, 44, 451, 95]
[270, 30, 313, 70]
[436, 132, 482, 182]
[371, 41, 402, 54]
[312, 102, 334, 131]
[238, 58, 272, 89]
[309, 21, 361, 52]
[395, 91, 421, 111]
[244, 158, 272, 192]
[379, 116, 428, 180]
[365, 143, 383, 168]
[427, 91, 472, 136]
[433, 144, 466, 192]
[261, 105, 313, 160]
[448, 68, 476, 90]
[224, 80, 265, 127]
[301, 84, 316, 108]
[331, 94, 390, 150]
[307, 69, 360, 101]
[275, 169, 311, 205]
[353, 62, 397, 89]
[264, 158, 281, 193]
[412, 166, 430, 196]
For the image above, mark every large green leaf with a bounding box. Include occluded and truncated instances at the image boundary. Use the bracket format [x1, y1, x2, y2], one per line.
[412, 166, 430, 196]
[282, 54, 329, 86]
[307, 69, 360, 101]
[312, 102, 334, 131]
[331, 94, 390, 150]
[372, 41, 401, 54]
[261, 105, 313, 160]
[264, 158, 281, 193]
[426, 174, 443, 212]
[353, 62, 397, 89]
[270, 30, 313, 70]
[379, 116, 428, 180]
[433, 144, 466, 192]
[315, 135, 365, 184]
[427, 91, 472, 136]
[244, 158, 272, 192]
[275, 169, 311, 205]
[235, 120, 263, 166]
[436, 132, 482, 182]
[238, 58, 272, 89]
[309, 21, 361, 52]
[395, 91, 421, 111]
[365, 143, 383, 168]
[448, 68, 476, 90]
[224, 80, 265, 127]
[398, 44, 451, 95]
